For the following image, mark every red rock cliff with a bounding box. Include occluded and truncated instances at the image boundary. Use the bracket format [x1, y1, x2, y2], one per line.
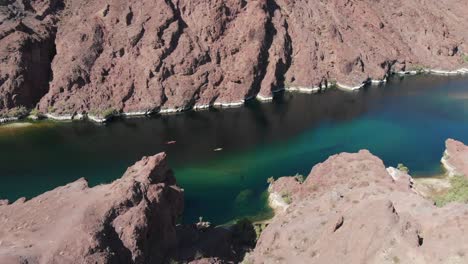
[1, 0, 468, 118]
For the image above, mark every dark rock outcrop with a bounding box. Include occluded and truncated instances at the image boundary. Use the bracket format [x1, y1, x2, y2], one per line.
[247, 149, 468, 263]
[1, 0, 468, 118]
[0, 153, 184, 264]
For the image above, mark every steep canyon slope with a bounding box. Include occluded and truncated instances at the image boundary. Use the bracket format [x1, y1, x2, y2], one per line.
[1, 0, 468, 118]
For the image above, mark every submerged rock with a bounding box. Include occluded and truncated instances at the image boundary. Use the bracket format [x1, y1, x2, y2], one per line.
[0, 153, 184, 264]
[248, 149, 468, 263]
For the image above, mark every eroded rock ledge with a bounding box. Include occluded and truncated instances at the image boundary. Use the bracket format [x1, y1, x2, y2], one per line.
[1, 0, 468, 120]
[0, 153, 184, 264]
[247, 144, 468, 263]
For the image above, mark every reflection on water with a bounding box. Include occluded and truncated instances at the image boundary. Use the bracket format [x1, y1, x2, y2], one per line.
[1, 74, 468, 224]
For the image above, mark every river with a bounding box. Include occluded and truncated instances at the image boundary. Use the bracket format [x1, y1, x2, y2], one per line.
[1, 74, 468, 224]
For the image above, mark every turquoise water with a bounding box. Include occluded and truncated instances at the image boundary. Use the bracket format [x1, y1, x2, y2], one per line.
[1, 74, 468, 224]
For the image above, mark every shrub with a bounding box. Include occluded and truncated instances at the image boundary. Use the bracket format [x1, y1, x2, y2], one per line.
[434, 175, 468, 207]
[462, 54, 468, 63]
[408, 64, 425, 73]
[267, 177, 275, 185]
[397, 163, 409, 174]
[30, 108, 39, 116]
[5, 106, 28, 118]
[329, 80, 338, 88]
[253, 222, 269, 239]
[281, 191, 292, 204]
[294, 173, 305, 183]
[102, 108, 118, 119]
[29, 108, 44, 117]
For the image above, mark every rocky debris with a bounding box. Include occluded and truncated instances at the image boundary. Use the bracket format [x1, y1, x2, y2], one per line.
[1, 0, 468, 118]
[248, 149, 468, 264]
[0, 153, 184, 264]
[442, 138, 468, 177]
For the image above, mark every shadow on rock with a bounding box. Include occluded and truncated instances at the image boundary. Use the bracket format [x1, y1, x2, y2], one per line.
[167, 218, 257, 263]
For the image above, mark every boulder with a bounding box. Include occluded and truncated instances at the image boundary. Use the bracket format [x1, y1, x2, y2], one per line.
[0, 153, 184, 264]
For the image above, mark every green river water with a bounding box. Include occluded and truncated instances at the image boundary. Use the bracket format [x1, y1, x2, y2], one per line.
[1, 74, 468, 224]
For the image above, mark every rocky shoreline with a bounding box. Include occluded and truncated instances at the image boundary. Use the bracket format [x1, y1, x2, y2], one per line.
[1, 69, 467, 125]
[2, 0, 468, 122]
[246, 139, 468, 263]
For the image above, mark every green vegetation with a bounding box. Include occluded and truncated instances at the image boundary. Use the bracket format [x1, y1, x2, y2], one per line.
[443, 151, 449, 160]
[462, 54, 468, 63]
[408, 64, 426, 74]
[397, 163, 409, 174]
[329, 80, 338, 88]
[281, 191, 292, 204]
[253, 222, 269, 239]
[3, 106, 29, 118]
[30, 108, 39, 116]
[434, 175, 468, 207]
[29, 108, 44, 118]
[294, 173, 305, 183]
[89, 108, 118, 119]
[102, 108, 118, 119]
[267, 177, 275, 185]
[47, 106, 55, 113]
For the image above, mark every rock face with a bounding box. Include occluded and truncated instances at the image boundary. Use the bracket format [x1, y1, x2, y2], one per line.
[442, 138, 468, 177]
[1, 0, 468, 118]
[248, 150, 468, 264]
[0, 0, 62, 116]
[0, 153, 184, 264]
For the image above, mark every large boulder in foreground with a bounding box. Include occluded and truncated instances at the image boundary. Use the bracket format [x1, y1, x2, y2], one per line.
[0, 153, 184, 264]
[248, 149, 468, 264]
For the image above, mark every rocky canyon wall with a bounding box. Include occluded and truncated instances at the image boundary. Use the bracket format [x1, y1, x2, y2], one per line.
[1, 0, 468, 119]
